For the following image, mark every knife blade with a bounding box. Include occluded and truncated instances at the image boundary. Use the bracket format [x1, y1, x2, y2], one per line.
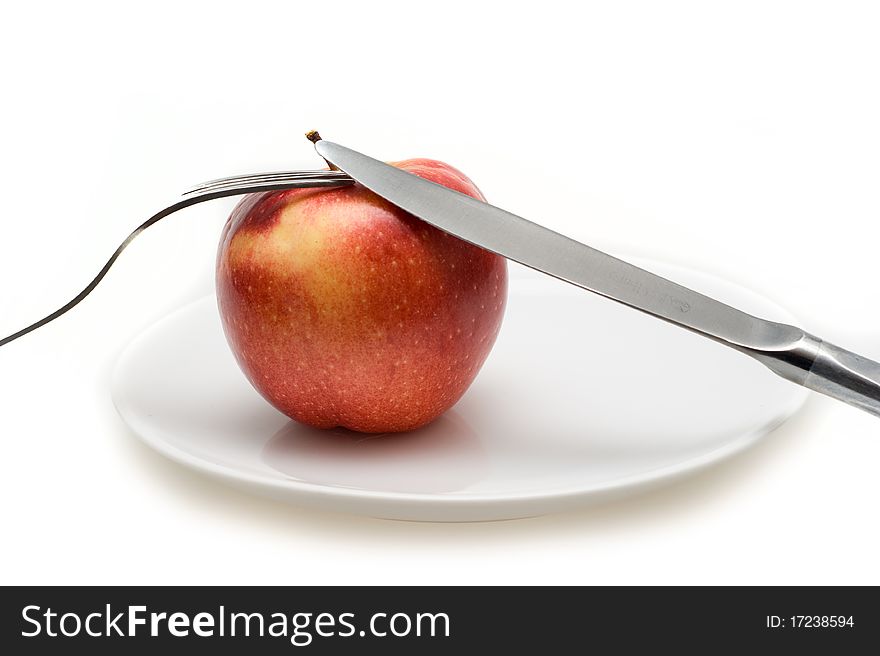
[312, 134, 880, 419]
[314, 137, 792, 349]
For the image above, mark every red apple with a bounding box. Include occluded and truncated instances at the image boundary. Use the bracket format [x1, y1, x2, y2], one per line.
[216, 159, 508, 433]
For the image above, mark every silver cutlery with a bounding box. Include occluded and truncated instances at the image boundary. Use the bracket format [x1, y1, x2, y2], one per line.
[0, 170, 354, 347]
[310, 134, 880, 418]
[5, 133, 878, 422]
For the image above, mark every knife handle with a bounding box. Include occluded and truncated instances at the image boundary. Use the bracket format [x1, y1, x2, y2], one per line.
[803, 339, 880, 418]
[751, 334, 880, 417]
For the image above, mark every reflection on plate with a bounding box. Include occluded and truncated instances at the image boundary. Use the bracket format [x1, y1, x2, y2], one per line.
[262, 412, 487, 494]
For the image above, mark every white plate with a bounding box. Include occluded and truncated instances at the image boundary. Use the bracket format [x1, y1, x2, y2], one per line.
[112, 260, 807, 521]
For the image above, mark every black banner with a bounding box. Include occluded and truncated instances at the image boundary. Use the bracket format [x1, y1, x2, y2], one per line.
[1, 586, 875, 653]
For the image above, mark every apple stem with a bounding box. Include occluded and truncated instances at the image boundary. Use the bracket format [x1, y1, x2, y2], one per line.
[305, 130, 341, 171]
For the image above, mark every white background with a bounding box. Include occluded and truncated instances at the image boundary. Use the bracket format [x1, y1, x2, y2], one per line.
[1, 1, 879, 584]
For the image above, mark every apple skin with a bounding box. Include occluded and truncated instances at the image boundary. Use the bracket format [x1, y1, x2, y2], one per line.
[216, 159, 508, 433]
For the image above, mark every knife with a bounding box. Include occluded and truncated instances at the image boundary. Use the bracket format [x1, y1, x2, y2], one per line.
[310, 133, 880, 418]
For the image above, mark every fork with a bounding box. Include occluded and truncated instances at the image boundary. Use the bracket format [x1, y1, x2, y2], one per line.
[0, 170, 355, 347]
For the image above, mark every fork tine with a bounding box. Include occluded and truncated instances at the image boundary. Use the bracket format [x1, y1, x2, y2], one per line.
[184, 176, 355, 198]
[187, 171, 350, 193]
[191, 169, 349, 187]
[185, 170, 352, 195]
[192, 174, 352, 194]
[188, 177, 356, 198]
